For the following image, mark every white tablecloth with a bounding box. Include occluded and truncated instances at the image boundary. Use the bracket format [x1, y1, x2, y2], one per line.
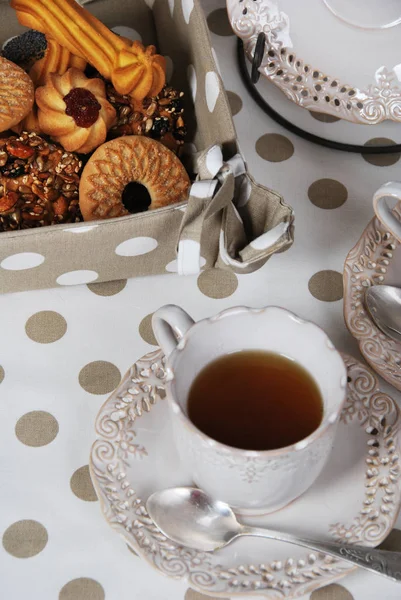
[1, 2, 400, 599]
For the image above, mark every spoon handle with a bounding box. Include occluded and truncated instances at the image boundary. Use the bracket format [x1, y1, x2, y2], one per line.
[241, 526, 401, 582]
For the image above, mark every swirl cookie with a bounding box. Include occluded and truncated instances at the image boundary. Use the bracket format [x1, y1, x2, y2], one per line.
[29, 35, 87, 88]
[12, 0, 166, 100]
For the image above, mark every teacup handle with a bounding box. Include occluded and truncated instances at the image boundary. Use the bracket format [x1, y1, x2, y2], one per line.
[373, 181, 401, 242]
[152, 305, 195, 358]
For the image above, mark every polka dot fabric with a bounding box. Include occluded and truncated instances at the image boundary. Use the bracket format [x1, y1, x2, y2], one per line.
[226, 90, 242, 116]
[0, 1, 401, 600]
[25, 311, 67, 343]
[78, 361, 121, 395]
[139, 313, 158, 345]
[59, 578, 105, 600]
[2, 520, 48, 558]
[70, 465, 98, 502]
[15, 411, 59, 447]
[362, 138, 401, 166]
[311, 585, 354, 600]
[256, 133, 294, 162]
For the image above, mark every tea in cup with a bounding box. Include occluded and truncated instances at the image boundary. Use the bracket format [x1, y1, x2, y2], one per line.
[152, 305, 347, 514]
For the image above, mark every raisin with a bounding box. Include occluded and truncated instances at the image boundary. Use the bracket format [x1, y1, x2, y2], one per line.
[150, 117, 170, 138]
[176, 127, 187, 140]
[0, 163, 25, 178]
[169, 97, 183, 112]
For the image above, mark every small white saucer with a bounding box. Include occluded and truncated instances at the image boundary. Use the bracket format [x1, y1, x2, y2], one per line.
[344, 204, 401, 390]
[90, 350, 401, 599]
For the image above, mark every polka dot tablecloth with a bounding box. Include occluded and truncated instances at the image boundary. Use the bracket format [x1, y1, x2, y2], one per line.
[1, 2, 401, 599]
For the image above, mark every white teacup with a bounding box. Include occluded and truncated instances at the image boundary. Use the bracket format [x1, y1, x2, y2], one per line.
[373, 181, 401, 242]
[152, 305, 347, 514]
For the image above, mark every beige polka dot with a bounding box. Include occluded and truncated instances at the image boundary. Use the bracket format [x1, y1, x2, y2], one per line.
[127, 543, 138, 556]
[139, 313, 157, 345]
[15, 411, 59, 447]
[308, 270, 344, 302]
[362, 138, 401, 166]
[25, 311, 67, 344]
[59, 578, 104, 600]
[311, 583, 354, 600]
[87, 279, 127, 296]
[79, 361, 121, 395]
[207, 8, 234, 36]
[70, 465, 98, 502]
[185, 589, 226, 600]
[310, 111, 341, 123]
[0, 365, 4, 384]
[379, 528, 401, 551]
[2, 520, 48, 558]
[256, 133, 294, 162]
[308, 179, 348, 209]
[226, 91, 242, 116]
[197, 269, 238, 299]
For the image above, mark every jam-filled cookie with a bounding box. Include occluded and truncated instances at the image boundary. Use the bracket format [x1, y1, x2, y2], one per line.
[36, 67, 116, 154]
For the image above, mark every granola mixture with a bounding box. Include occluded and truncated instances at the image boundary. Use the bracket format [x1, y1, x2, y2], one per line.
[107, 85, 187, 154]
[0, 131, 82, 231]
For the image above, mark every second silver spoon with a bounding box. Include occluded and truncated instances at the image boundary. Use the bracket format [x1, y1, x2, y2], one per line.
[365, 285, 401, 344]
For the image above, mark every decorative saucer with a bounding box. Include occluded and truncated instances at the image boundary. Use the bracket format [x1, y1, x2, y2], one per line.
[227, 0, 401, 124]
[344, 205, 401, 390]
[239, 57, 401, 148]
[90, 350, 401, 599]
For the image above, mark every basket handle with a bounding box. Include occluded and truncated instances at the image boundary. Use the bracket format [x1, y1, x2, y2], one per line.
[177, 145, 293, 276]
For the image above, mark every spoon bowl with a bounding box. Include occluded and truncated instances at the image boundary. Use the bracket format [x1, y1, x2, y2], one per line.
[365, 285, 401, 343]
[146, 487, 401, 582]
[146, 487, 241, 552]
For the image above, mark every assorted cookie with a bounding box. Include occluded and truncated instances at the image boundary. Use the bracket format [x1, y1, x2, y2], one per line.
[0, 56, 34, 132]
[29, 36, 86, 88]
[79, 136, 190, 221]
[11, 0, 166, 100]
[36, 68, 116, 154]
[0, 0, 191, 230]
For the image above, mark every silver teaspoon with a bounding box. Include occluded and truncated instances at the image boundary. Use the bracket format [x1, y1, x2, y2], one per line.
[146, 487, 401, 583]
[365, 285, 401, 344]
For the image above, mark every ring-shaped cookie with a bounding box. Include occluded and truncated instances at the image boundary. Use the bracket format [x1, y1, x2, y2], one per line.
[79, 135, 190, 221]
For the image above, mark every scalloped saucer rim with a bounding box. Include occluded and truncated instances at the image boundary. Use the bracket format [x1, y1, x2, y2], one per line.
[89, 349, 401, 599]
[343, 204, 401, 390]
[227, 0, 401, 125]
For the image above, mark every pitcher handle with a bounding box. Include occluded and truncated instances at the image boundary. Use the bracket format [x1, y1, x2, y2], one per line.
[373, 181, 401, 242]
[152, 305, 195, 358]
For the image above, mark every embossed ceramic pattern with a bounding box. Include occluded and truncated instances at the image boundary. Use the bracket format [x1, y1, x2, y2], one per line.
[227, 0, 401, 124]
[153, 305, 346, 514]
[343, 205, 401, 390]
[90, 350, 401, 599]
